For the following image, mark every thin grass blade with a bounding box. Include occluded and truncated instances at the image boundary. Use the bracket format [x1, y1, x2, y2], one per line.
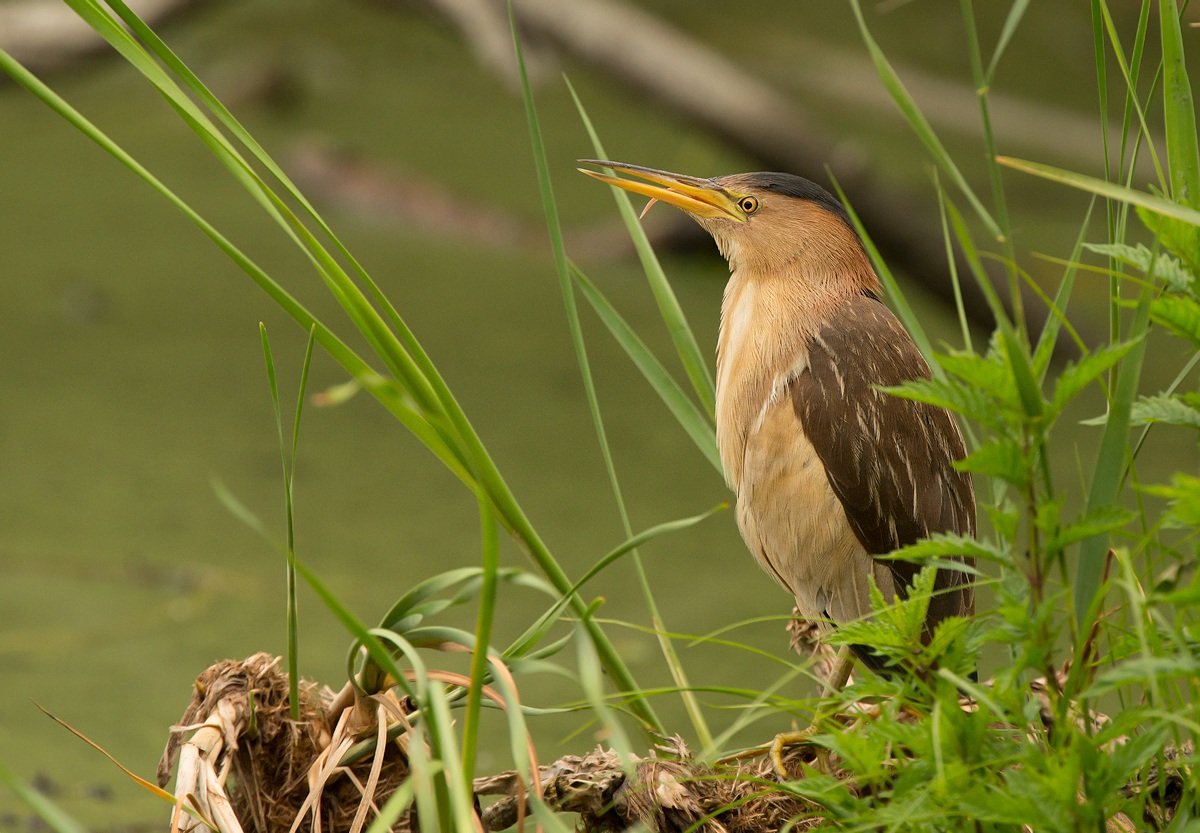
[999, 157, 1200, 226]
[283, 326, 318, 719]
[508, 0, 661, 734]
[1074, 285, 1153, 624]
[462, 499, 499, 784]
[568, 79, 716, 417]
[984, 0, 1032, 84]
[0, 761, 90, 833]
[848, 0, 1000, 239]
[1158, 0, 1200, 208]
[570, 263, 721, 472]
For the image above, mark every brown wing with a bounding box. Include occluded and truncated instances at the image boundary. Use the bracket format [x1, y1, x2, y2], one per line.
[790, 293, 976, 631]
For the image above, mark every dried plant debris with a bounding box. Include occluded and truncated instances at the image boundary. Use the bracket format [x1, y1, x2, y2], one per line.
[158, 653, 412, 833]
[476, 737, 820, 832]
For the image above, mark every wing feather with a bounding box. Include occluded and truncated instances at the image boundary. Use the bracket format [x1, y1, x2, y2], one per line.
[789, 294, 976, 630]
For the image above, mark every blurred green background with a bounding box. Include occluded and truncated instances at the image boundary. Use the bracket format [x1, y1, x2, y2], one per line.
[1, 0, 1194, 827]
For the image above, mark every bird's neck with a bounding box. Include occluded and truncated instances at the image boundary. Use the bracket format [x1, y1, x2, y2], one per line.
[714, 260, 878, 491]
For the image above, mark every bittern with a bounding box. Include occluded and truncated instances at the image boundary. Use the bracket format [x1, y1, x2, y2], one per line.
[580, 160, 976, 758]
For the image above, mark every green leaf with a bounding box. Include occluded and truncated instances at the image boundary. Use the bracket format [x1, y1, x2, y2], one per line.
[848, 0, 1000, 239]
[984, 0, 1032, 84]
[1143, 472, 1200, 527]
[509, 11, 662, 734]
[1048, 505, 1133, 553]
[936, 347, 1020, 407]
[957, 437, 1029, 487]
[1159, 0, 1200, 209]
[1087, 653, 1200, 697]
[1049, 339, 1140, 417]
[884, 377, 1007, 430]
[888, 533, 1007, 568]
[1151, 294, 1200, 343]
[570, 265, 721, 472]
[1000, 156, 1200, 226]
[1132, 392, 1200, 428]
[1074, 284, 1152, 625]
[0, 761, 89, 833]
[1084, 241, 1195, 292]
[568, 83, 716, 417]
[1137, 209, 1200, 277]
[999, 324, 1044, 420]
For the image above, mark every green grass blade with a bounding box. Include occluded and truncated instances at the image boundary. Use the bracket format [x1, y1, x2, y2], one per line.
[1074, 285, 1153, 624]
[287, 327, 317, 719]
[568, 79, 716, 418]
[507, 1, 661, 734]
[2, 31, 631, 724]
[508, 505, 726, 658]
[100, 0, 474, 424]
[73, 0, 460, 439]
[1096, 3, 1169, 189]
[984, 0, 1032, 84]
[848, 0, 1001, 240]
[570, 263, 721, 472]
[573, 626, 635, 768]
[364, 780, 415, 833]
[259, 324, 301, 721]
[0, 761, 88, 833]
[425, 682, 477, 831]
[1032, 201, 1094, 378]
[961, 0, 1021, 328]
[998, 157, 1200, 226]
[514, 41, 709, 745]
[461, 499, 499, 784]
[1158, 0, 1200, 208]
[831, 177, 938, 366]
[541, 89, 715, 746]
[99, 0, 328, 221]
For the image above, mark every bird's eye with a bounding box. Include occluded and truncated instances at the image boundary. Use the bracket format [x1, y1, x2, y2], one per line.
[739, 196, 760, 214]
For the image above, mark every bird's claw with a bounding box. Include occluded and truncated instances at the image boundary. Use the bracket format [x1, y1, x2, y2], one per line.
[769, 726, 820, 779]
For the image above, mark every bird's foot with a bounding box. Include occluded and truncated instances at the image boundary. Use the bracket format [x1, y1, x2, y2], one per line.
[714, 724, 830, 779]
[769, 726, 820, 779]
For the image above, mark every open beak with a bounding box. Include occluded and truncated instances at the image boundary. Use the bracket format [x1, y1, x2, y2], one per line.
[578, 159, 745, 222]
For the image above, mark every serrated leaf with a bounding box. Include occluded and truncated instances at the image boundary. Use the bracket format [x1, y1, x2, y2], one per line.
[1087, 653, 1200, 697]
[1143, 472, 1200, 527]
[1151, 294, 1200, 344]
[888, 533, 1008, 567]
[1138, 208, 1200, 278]
[984, 500, 1020, 543]
[1132, 392, 1200, 427]
[1097, 721, 1172, 798]
[936, 348, 1020, 406]
[1049, 339, 1140, 417]
[956, 438, 1029, 486]
[1000, 324, 1045, 419]
[884, 376, 1007, 430]
[1048, 505, 1133, 553]
[1084, 241, 1196, 292]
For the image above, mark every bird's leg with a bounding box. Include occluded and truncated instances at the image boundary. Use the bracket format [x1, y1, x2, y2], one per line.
[821, 645, 856, 697]
[768, 646, 856, 778]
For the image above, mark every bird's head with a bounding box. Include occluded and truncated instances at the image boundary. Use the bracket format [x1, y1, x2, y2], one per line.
[580, 160, 875, 291]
